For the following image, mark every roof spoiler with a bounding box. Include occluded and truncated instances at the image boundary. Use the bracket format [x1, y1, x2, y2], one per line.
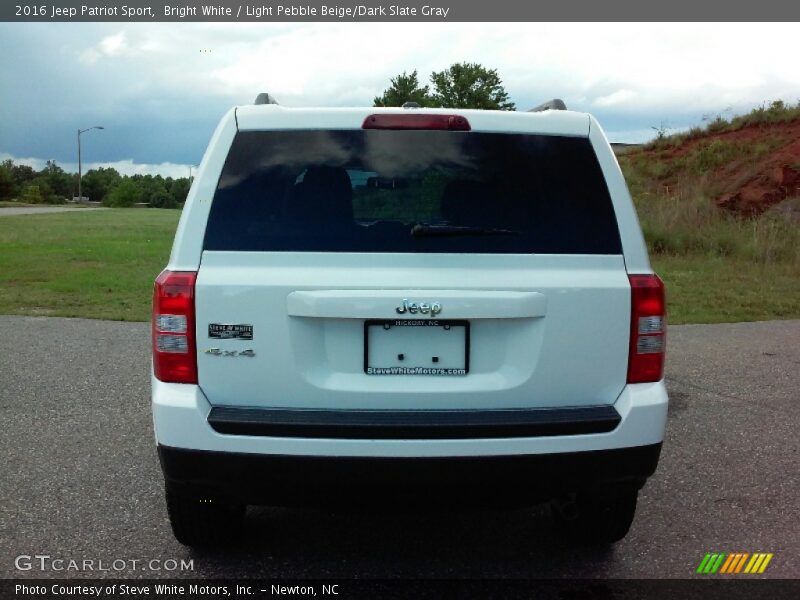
[254, 93, 279, 105]
[528, 99, 567, 112]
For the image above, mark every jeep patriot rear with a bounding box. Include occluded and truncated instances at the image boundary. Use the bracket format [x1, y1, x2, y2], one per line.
[151, 96, 668, 547]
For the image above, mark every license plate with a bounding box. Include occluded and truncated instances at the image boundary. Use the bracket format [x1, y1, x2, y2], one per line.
[364, 319, 470, 376]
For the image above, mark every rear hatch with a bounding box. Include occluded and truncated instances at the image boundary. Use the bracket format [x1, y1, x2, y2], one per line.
[195, 117, 630, 410]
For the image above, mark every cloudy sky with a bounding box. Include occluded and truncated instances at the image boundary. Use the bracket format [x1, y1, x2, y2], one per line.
[1, 22, 798, 177]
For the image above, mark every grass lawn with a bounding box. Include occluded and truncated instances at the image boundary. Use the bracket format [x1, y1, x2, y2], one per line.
[0, 209, 797, 324]
[652, 255, 800, 324]
[0, 209, 180, 321]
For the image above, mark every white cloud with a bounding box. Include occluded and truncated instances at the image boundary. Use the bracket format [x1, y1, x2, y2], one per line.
[594, 89, 638, 108]
[79, 48, 100, 64]
[80, 31, 126, 63]
[605, 128, 662, 144]
[80, 30, 160, 64]
[100, 32, 126, 56]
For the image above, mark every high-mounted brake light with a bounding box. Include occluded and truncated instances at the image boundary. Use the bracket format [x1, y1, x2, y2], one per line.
[362, 114, 471, 131]
[152, 270, 197, 384]
[627, 274, 666, 384]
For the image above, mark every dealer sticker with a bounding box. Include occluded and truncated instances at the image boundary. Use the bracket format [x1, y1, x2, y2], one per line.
[208, 324, 254, 340]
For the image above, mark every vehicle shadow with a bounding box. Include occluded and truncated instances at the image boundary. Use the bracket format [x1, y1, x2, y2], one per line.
[185, 503, 617, 578]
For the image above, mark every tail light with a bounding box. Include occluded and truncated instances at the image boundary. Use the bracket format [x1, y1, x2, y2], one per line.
[627, 274, 666, 383]
[362, 114, 471, 131]
[152, 270, 197, 384]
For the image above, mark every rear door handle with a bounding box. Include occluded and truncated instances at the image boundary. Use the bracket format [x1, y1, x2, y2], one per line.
[286, 290, 547, 319]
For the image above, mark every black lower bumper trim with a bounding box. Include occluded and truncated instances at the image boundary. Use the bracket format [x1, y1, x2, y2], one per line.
[207, 405, 621, 439]
[158, 443, 662, 507]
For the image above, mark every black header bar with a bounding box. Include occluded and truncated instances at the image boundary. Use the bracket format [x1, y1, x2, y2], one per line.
[3, 1, 799, 22]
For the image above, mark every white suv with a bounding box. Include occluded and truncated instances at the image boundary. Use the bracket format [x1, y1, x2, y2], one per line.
[151, 96, 668, 547]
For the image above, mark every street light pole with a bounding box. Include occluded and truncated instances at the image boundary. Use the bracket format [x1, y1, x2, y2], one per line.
[189, 164, 198, 184]
[77, 126, 104, 202]
[77, 131, 81, 200]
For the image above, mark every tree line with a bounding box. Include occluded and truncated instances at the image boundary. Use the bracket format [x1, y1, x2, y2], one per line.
[0, 159, 190, 209]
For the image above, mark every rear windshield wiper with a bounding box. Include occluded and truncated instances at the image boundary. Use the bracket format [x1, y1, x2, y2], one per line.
[410, 224, 519, 238]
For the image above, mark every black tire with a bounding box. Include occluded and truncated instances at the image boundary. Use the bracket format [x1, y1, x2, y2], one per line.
[553, 488, 638, 544]
[166, 492, 245, 548]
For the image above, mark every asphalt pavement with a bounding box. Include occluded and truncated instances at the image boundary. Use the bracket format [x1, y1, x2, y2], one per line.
[0, 316, 798, 579]
[0, 206, 107, 216]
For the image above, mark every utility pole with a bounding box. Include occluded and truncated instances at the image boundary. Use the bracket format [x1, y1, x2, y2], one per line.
[77, 126, 104, 201]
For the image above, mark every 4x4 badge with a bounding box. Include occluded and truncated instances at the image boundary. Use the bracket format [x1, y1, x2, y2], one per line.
[203, 348, 256, 357]
[395, 299, 442, 316]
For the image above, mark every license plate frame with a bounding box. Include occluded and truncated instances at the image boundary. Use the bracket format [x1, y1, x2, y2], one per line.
[363, 319, 470, 376]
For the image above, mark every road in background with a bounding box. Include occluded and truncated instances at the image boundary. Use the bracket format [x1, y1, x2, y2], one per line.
[0, 206, 107, 216]
[0, 316, 797, 578]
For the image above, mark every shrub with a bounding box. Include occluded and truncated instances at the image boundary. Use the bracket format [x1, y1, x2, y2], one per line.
[21, 184, 45, 204]
[149, 189, 177, 209]
[706, 115, 729, 133]
[104, 179, 141, 207]
[690, 140, 741, 173]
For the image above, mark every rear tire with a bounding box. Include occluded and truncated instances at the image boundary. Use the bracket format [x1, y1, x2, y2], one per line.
[166, 492, 245, 548]
[553, 488, 638, 544]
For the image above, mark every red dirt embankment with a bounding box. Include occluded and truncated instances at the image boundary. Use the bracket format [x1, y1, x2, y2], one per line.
[633, 120, 800, 216]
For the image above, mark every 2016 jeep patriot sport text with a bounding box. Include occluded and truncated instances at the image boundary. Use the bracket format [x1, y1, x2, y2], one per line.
[152, 96, 668, 547]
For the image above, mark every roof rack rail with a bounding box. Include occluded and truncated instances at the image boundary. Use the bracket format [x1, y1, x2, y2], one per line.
[528, 99, 567, 112]
[254, 93, 279, 105]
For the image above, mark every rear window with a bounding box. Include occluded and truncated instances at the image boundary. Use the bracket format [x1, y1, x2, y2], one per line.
[203, 130, 622, 254]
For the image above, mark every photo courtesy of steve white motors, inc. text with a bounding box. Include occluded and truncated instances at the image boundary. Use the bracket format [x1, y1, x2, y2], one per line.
[14, 583, 337, 597]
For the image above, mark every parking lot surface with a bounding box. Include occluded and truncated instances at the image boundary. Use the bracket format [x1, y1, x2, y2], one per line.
[0, 316, 798, 579]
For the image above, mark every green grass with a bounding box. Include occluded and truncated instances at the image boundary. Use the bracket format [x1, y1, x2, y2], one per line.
[0, 209, 797, 324]
[0, 209, 180, 321]
[653, 255, 800, 324]
[629, 191, 800, 264]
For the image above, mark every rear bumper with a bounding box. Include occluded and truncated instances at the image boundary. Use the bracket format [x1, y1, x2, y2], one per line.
[152, 377, 668, 505]
[151, 377, 668, 457]
[159, 443, 662, 506]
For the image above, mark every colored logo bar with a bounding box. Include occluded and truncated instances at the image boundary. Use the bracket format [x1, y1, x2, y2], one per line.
[697, 552, 773, 574]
